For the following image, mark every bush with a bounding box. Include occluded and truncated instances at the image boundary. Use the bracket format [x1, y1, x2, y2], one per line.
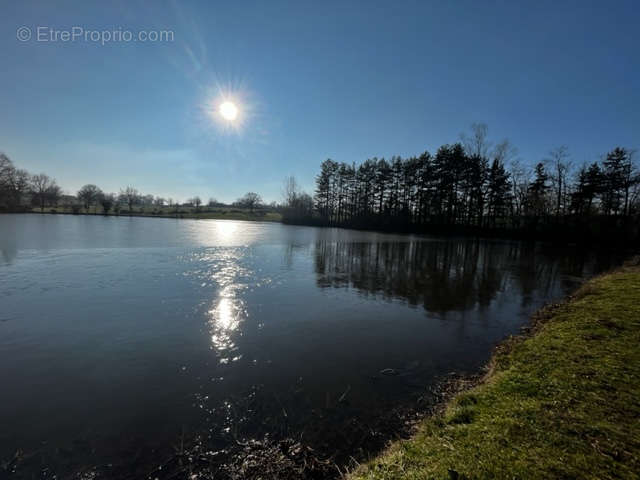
[71, 205, 81, 214]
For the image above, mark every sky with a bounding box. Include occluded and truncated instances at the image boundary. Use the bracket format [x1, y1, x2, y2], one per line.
[0, 0, 638, 203]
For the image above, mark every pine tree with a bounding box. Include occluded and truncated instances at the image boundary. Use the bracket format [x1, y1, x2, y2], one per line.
[527, 163, 549, 217]
[487, 158, 511, 227]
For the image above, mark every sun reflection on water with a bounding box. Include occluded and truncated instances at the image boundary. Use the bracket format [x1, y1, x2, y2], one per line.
[214, 221, 239, 240]
[187, 247, 251, 363]
[208, 287, 246, 355]
[183, 244, 274, 364]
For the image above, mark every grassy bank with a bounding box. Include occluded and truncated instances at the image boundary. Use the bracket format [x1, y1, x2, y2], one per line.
[27, 206, 282, 222]
[351, 263, 640, 480]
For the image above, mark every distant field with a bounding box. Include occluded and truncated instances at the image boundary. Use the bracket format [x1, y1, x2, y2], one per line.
[30, 206, 283, 222]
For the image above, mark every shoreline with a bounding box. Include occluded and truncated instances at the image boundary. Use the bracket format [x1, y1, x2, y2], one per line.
[4, 210, 638, 248]
[5, 211, 637, 251]
[1, 209, 283, 223]
[349, 257, 640, 480]
[136, 260, 636, 480]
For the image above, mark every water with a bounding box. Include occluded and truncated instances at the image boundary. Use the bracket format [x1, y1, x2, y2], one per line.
[0, 214, 621, 475]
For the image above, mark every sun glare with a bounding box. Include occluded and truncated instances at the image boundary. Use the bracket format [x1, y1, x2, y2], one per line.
[203, 85, 251, 133]
[219, 101, 238, 121]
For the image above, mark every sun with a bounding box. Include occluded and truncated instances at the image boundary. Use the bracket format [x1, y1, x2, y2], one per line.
[202, 85, 250, 133]
[219, 101, 238, 121]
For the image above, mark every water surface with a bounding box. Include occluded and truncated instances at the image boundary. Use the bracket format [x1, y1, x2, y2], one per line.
[0, 214, 620, 474]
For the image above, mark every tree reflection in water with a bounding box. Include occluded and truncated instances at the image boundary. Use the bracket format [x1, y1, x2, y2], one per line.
[313, 239, 615, 315]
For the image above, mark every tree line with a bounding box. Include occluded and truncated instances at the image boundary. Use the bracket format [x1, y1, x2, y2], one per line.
[3, 122, 639, 244]
[0, 152, 267, 215]
[288, 124, 639, 242]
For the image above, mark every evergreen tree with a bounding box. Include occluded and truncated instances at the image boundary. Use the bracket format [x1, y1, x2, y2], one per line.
[486, 158, 511, 227]
[601, 147, 633, 215]
[527, 163, 549, 217]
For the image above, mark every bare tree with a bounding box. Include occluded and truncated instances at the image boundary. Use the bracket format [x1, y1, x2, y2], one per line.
[119, 186, 139, 213]
[77, 184, 102, 213]
[47, 184, 62, 209]
[0, 154, 30, 209]
[0, 154, 28, 209]
[461, 123, 491, 159]
[282, 175, 299, 207]
[493, 139, 518, 164]
[235, 192, 263, 212]
[10, 169, 30, 207]
[509, 160, 530, 222]
[30, 173, 60, 212]
[622, 149, 638, 216]
[545, 146, 572, 216]
[0, 154, 14, 194]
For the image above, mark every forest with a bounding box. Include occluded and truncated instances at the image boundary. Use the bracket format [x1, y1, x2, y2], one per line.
[283, 125, 639, 244]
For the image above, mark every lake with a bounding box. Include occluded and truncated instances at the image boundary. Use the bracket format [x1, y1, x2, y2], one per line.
[0, 214, 621, 477]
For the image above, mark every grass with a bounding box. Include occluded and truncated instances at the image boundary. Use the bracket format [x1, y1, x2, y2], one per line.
[351, 263, 640, 480]
[30, 206, 282, 222]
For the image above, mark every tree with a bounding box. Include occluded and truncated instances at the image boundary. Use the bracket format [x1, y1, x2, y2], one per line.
[0, 155, 30, 210]
[571, 162, 602, 215]
[47, 184, 62, 209]
[192, 196, 202, 211]
[545, 146, 571, 216]
[486, 158, 511, 227]
[77, 184, 102, 213]
[461, 123, 491, 159]
[0, 154, 15, 209]
[99, 193, 116, 214]
[208, 197, 218, 207]
[0, 154, 30, 210]
[235, 192, 262, 212]
[30, 173, 60, 212]
[281, 175, 314, 222]
[167, 198, 176, 214]
[526, 163, 550, 217]
[601, 147, 638, 216]
[282, 175, 300, 207]
[509, 160, 530, 226]
[462, 154, 488, 227]
[0, 153, 12, 180]
[9, 169, 30, 208]
[119, 186, 139, 213]
[314, 159, 338, 221]
[492, 140, 518, 165]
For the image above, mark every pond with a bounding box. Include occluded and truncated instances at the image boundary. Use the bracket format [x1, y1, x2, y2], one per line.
[0, 214, 621, 477]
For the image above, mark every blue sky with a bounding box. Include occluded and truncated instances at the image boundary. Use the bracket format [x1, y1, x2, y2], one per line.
[1, 0, 638, 203]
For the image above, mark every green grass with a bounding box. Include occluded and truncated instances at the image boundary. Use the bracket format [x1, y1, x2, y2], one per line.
[30, 206, 282, 222]
[351, 264, 640, 480]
